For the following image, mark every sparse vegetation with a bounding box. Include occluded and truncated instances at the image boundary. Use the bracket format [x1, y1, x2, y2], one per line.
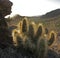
[0, 0, 60, 58]
[11, 17, 58, 58]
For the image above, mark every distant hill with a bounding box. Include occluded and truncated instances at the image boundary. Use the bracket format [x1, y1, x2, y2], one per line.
[7, 9, 60, 33]
[27, 9, 60, 20]
[7, 8, 60, 23]
[27, 9, 60, 23]
[40, 9, 60, 19]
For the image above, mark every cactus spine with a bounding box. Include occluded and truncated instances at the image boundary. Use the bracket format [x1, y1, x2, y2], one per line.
[37, 38, 48, 58]
[16, 34, 23, 47]
[12, 29, 19, 46]
[28, 22, 36, 39]
[18, 21, 22, 33]
[48, 31, 56, 47]
[22, 17, 28, 33]
[35, 23, 44, 39]
[12, 29, 24, 47]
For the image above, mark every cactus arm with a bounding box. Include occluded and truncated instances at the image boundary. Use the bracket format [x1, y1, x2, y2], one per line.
[48, 34, 55, 46]
[37, 38, 48, 58]
[22, 17, 28, 33]
[48, 31, 56, 47]
[28, 22, 35, 39]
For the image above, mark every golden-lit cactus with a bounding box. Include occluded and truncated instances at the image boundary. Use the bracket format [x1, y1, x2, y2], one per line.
[24, 37, 31, 49]
[12, 29, 24, 47]
[11, 18, 58, 58]
[37, 38, 48, 58]
[22, 17, 28, 33]
[48, 31, 57, 47]
[18, 21, 22, 33]
[34, 23, 44, 40]
[12, 29, 20, 46]
[23, 36, 36, 53]
[16, 34, 24, 47]
[28, 22, 36, 39]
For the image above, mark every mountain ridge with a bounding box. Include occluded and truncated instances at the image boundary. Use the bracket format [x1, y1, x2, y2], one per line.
[40, 9, 60, 19]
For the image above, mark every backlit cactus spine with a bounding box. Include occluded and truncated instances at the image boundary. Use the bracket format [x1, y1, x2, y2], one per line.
[12, 29, 24, 47]
[35, 23, 44, 39]
[12, 29, 20, 46]
[28, 22, 36, 40]
[22, 17, 28, 33]
[33, 23, 48, 58]
[33, 23, 45, 45]
[16, 34, 23, 48]
[48, 31, 57, 47]
[37, 38, 48, 58]
[24, 35, 36, 53]
[18, 21, 22, 33]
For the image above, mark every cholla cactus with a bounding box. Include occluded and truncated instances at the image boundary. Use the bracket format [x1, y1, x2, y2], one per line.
[48, 31, 57, 47]
[18, 21, 22, 33]
[22, 17, 28, 33]
[35, 23, 44, 39]
[24, 36, 36, 53]
[12, 29, 24, 47]
[28, 22, 36, 39]
[16, 34, 23, 47]
[33, 23, 45, 45]
[12, 29, 20, 46]
[12, 18, 57, 58]
[37, 38, 48, 58]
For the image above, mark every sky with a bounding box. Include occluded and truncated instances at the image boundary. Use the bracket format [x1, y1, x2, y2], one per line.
[9, 0, 60, 17]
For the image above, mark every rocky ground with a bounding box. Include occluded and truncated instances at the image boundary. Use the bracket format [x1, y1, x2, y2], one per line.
[0, 46, 60, 58]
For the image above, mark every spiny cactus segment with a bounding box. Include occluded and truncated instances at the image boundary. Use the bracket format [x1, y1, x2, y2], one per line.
[12, 29, 20, 46]
[35, 23, 44, 39]
[22, 17, 28, 33]
[37, 38, 48, 58]
[18, 21, 22, 33]
[48, 31, 56, 47]
[28, 22, 36, 39]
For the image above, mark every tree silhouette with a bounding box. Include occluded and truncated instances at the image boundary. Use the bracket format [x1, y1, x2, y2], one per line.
[0, 0, 13, 48]
[0, 0, 13, 17]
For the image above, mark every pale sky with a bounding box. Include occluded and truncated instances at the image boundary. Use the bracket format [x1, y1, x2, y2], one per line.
[9, 0, 60, 17]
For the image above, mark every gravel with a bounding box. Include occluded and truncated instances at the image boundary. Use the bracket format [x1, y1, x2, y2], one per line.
[0, 47, 59, 58]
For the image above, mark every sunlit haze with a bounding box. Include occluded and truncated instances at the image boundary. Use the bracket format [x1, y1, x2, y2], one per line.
[9, 0, 60, 17]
